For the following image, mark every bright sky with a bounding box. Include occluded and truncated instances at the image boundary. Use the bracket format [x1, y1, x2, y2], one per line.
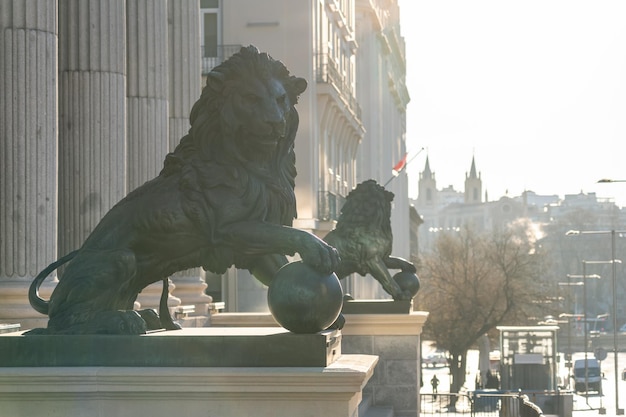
[398, 1, 626, 207]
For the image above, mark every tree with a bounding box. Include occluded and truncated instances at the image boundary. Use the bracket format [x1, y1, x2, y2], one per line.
[416, 223, 550, 401]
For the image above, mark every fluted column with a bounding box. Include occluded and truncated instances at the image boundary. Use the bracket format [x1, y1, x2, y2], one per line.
[57, 0, 127, 256]
[166, 0, 212, 315]
[0, 0, 58, 329]
[126, 0, 180, 313]
[126, 0, 169, 191]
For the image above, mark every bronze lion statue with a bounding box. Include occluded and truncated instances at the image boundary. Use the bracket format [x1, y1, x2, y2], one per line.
[28, 46, 339, 334]
[323, 180, 416, 300]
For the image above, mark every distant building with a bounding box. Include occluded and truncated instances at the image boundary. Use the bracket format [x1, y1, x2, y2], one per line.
[411, 154, 626, 328]
[412, 156, 528, 252]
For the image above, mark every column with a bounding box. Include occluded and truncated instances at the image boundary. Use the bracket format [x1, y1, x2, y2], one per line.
[0, 0, 58, 329]
[57, 0, 127, 257]
[167, 0, 212, 315]
[126, 0, 180, 313]
[126, 0, 169, 191]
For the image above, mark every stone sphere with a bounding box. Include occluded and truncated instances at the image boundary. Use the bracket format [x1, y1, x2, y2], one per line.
[268, 261, 343, 334]
[393, 271, 420, 298]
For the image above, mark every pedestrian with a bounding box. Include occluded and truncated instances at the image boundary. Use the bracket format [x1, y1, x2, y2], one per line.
[486, 370, 499, 389]
[431, 374, 439, 399]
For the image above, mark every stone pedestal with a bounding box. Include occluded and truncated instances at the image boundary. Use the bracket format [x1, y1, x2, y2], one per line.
[0, 354, 376, 417]
[211, 312, 279, 327]
[341, 312, 429, 417]
[0, 328, 374, 417]
[0, 327, 341, 367]
[210, 307, 429, 417]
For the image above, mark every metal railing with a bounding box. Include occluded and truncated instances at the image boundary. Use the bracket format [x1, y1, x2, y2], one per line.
[315, 53, 361, 120]
[419, 392, 546, 417]
[201, 44, 242, 74]
[318, 191, 345, 221]
[420, 392, 474, 415]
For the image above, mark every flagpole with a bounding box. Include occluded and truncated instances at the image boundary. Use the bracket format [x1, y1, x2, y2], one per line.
[383, 147, 425, 187]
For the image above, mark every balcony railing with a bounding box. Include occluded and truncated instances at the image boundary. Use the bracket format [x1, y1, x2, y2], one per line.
[315, 54, 361, 120]
[201, 44, 242, 74]
[318, 191, 346, 222]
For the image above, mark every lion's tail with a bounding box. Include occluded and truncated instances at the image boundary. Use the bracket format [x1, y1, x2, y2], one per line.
[28, 250, 78, 315]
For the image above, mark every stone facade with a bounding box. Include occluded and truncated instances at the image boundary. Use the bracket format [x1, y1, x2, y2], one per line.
[0, 0, 204, 327]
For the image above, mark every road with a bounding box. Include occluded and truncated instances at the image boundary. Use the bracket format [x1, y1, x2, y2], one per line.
[567, 351, 626, 416]
[421, 344, 626, 416]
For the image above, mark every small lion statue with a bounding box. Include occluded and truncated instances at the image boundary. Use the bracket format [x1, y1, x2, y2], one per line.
[323, 180, 417, 300]
[28, 46, 339, 334]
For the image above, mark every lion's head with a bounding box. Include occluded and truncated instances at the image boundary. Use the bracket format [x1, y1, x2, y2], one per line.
[164, 46, 307, 170]
[161, 46, 307, 227]
[334, 180, 394, 236]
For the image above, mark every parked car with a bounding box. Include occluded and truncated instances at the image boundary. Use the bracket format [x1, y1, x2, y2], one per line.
[573, 358, 602, 393]
[619, 323, 626, 333]
[422, 351, 448, 368]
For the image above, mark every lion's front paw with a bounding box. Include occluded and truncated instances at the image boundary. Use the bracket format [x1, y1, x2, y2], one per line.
[394, 290, 414, 301]
[300, 234, 341, 275]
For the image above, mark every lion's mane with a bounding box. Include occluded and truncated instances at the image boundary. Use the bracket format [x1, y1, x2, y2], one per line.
[332, 180, 394, 241]
[157, 46, 304, 273]
[324, 180, 395, 277]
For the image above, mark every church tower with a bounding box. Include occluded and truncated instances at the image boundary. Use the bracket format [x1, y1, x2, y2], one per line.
[464, 156, 482, 204]
[418, 156, 437, 206]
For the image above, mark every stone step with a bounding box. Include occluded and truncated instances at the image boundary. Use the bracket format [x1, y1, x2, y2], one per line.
[358, 393, 373, 416]
[362, 405, 394, 417]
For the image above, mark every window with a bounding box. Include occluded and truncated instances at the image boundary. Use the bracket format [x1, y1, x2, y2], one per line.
[201, 0, 219, 58]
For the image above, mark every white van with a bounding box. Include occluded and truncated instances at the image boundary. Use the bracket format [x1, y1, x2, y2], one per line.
[573, 358, 602, 393]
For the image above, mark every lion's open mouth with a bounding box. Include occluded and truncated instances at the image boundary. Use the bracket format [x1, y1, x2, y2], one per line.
[255, 134, 283, 148]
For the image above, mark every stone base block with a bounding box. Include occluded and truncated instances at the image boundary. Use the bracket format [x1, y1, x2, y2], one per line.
[0, 327, 341, 367]
[340, 312, 429, 417]
[342, 299, 413, 314]
[209, 311, 430, 417]
[0, 354, 378, 417]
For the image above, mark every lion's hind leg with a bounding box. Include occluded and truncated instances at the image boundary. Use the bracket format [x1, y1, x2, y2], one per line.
[45, 248, 149, 335]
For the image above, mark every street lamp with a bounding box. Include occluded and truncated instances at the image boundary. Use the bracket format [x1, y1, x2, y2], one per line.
[597, 178, 626, 183]
[558, 277, 586, 382]
[567, 229, 625, 415]
[568, 266, 602, 400]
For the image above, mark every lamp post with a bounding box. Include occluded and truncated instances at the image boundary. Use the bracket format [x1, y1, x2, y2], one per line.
[574, 265, 602, 399]
[567, 229, 625, 415]
[597, 178, 626, 183]
[558, 278, 585, 382]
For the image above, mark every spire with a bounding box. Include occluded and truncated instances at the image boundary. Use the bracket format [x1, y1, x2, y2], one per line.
[468, 155, 478, 179]
[464, 155, 482, 204]
[423, 155, 433, 179]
